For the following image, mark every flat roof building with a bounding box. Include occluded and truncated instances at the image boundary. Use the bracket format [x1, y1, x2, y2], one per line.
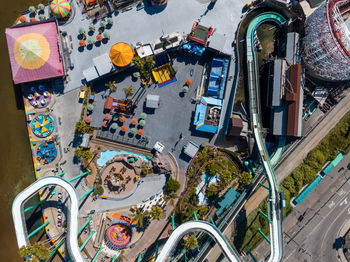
[194, 96, 223, 134]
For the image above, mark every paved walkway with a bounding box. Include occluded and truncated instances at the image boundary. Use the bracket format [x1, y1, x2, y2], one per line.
[244, 91, 350, 215]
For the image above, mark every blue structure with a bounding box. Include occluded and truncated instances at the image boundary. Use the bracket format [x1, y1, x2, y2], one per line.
[182, 42, 206, 56]
[293, 176, 323, 205]
[216, 188, 241, 216]
[194, 97, 223, 133]
[321, 152, 344, 176]
[207, 58, 229, 99]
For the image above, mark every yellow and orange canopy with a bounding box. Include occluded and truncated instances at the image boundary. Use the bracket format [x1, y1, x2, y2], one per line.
[109, 42, 134, 67]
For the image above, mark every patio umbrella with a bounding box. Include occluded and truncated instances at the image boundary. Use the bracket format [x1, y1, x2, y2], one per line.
[104, 113, 112, 120]
[29, 6, 36, 14]
[121, 125, 128, 132]
[30, 17, 37, 22]
[107, 17, 113, 25]
[131, 118, 138, 125]
[50, 0, 71, 19]
[87, 37, 94, 45]
[79, 40, 86, 47]
[110, 123, 118, 130]
[19, 16, 26, 23]
[87, 104, 94, 111]
[78, 27, 85, 35]
[102, 120, 108, 127]
[139, 119, 146, 127]
[119, 115, 126, 123]
[38, 15, 46, 21]
[100, 20, 106, 28]
[130, 128, 137, 135]
[96, 34, 103, 42]
[103, 31, 110, 39]
[140, 113, 147, 119]
[182, 85, 189, 93]
[84, 116, 92, 124]
[186, 78, 193, 85]
[137, 129, 144, 136]
[38, 3, 45, 11]
[109, 42, 134, 67]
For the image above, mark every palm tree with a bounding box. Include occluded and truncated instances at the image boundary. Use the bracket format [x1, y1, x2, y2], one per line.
[133, 56, 145, 70]
[131, 208, 148, 228]
[105, 81, 117, 94]
[122, 85, 134, 98]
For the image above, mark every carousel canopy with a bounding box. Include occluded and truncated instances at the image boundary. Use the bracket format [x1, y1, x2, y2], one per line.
[5, 20, 64, 84]
[109, 42, 134, 67]
[50, 0, 71, 19]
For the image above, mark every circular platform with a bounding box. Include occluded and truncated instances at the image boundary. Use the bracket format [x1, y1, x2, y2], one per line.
[31, 114, 55, 138]
[24, 85, 52, 108]
[36, 141, 57, 164]
[105, 221, 133, 250]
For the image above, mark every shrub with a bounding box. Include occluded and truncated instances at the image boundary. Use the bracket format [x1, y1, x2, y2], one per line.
[206, 162, 222, 176]
[93, 186, 104, 196]
[150, 206, 163, 220]
[75, 120, 89, 134]
[183, 235, 198, 250]
[165, 178, 180, 194]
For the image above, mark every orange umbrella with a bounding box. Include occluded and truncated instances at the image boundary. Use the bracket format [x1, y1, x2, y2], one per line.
[84, 116, 92, 123]
[121, 125, 127, 132]
[19, 16, 26, 23]
[119, 115, 126, 122]
[102, 120, 108, 127]
[96, 34, 103, 41]
[109, 42, 134, 67]
[104, 113, 112, 120]
[137, 129, 144, 136]
[30, 17, 37, 22]
[79, 40, 86, 47]
[186, 78, 193, 85]
[131, 118, 138, 125]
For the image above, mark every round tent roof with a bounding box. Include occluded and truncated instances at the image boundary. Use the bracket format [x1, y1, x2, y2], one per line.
[50, 0, 71, 19]
[109, 42, 134, 67]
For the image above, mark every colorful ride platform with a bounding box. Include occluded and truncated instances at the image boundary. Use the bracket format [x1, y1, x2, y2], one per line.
[152, 63, 177, 88]
[36, 141, 57, 164]
[105, 221, 133, 250]
[24, 85, 52, 108]
[31, 114, 55, 138]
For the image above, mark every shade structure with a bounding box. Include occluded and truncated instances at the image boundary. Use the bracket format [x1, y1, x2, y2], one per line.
[87, 104, 94, 111]
[50, 0, 71, 19]
[130, 128, 137, 135]
[79, 40, 86, 47]
[96, 34, 103, 41]
[121, 125, 128, 132]
[137, 129, 144, 136]
[131, 118, 138, 125]
[110, 123, 118, 130]
[139, 119, 146, 127]
[109, 42, 134, 67]
[84, 116, 92, 123]
[182, 85, 189, 93]
[140, 113, 147, 119]
[104, 113, 112, 120]
[186, 78, 193, 85]
[119, 116, 126, 123]
[5, 21, 64, 84]
[19, 16, 26, 23]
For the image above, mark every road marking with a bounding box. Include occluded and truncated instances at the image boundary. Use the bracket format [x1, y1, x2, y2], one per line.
[339, 198, 348, 207]
[337, 188, 346, 196]
[328, 201, 335, 209]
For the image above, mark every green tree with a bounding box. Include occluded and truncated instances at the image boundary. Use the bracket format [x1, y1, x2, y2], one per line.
[122, 85, 134, 98]
[238, 171, 252, 189]
[282, 176, 297, 196]
[19, 242, 50, 261]
[133, 56, 145, 69]
[183, 235, 198, 250]
[198, 206, 208, 216]
[150, 205, 163, 220]
[165, 178, 180, 194]
[206, 184, 218, 199]
[93, 186, 104, 196]
[219, 170, 234, 185]
[131, 208, 149, 228]
[304, 149, 326, 171]
[75, 120, 89, 134]
[206, 162, 222, 176]
[74, 148, 93, 160]
[302, 164, 316, 184]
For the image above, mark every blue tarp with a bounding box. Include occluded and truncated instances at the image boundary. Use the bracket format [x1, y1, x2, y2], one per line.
[207, 58, 229, 99]
[216, 188, 240, 217]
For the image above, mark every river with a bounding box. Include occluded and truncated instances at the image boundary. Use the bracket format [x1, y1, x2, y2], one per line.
[0, 0, 42, 260]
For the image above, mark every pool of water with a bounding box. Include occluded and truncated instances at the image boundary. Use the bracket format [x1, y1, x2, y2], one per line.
[97, 150, 149, 167]
[196, 173, 219, 205]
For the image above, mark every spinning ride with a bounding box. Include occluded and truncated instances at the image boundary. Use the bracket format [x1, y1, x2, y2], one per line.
[36, 141, 57, 164]
[105, 221, 133, 250]
[31, 114, 55, 138]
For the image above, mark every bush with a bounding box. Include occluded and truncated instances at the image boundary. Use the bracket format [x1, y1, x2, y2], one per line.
[183, 235, 198, 250]
[238, 171, 252, 190]
[74, 148, 93, 160]
[75, 120, 89, 134]
[165, 178, 180, 194]
[93, 186, 104, 196]
[150, 205, 163, 220]
[206, 162, 222, 176]
[198, 206, 208, 216]
[141, 167, 151, 176]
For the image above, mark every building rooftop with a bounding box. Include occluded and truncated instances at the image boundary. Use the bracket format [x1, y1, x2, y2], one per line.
[194, 96, 223, 134]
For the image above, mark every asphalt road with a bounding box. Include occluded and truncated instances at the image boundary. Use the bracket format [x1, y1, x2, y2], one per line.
[252, 152, 350, 262]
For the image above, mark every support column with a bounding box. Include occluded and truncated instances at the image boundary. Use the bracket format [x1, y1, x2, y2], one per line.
[171, 214, 175, 231]
[92, 246, 103, 262]
[258, 209, 270, 222]
[154, 241, 159, 261]
[69, 170, 91, 183]
[257, 228, 270, 244]
[28, 221, 50, 238]
[24, 199, 46, 213]
[78, 187, 94, 201]
[244, 245, 258, 262]
[259, 183, 270, 190]
[79, 230, 96, 251]
[210, 218, 216, 227]
[45, 239, 65, 261]
[193, 211, 198, 221]
[111, 254, 117, 262]
[78, 217, 92, 234]
[56, 171, 65, 177]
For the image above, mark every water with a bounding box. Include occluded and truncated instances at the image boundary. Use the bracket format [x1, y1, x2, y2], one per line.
[196, 173, 219, 205]
[97, 150, 149, 167]
[0, 0, 41, 260]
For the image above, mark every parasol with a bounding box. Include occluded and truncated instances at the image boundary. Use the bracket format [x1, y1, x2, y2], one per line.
[109, 42, 134, 67]
[137, 129, 144, 136]
[121, 125, 127, 132]
[50, 0, 71, 19]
